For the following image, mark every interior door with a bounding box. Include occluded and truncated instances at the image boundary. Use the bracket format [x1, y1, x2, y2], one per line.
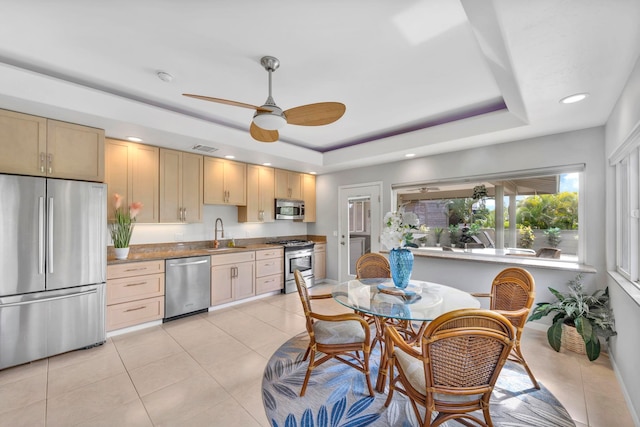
[338, 183, 382, 283]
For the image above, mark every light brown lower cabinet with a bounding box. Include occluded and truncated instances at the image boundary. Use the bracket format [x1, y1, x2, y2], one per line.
[106, 260, 165, 331]
[211, 252, 255, 305]
[255, 248, 283, 294]
[314, 243, 326, 281]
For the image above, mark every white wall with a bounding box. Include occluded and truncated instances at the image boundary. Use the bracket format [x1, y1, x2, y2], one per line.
[605, 54, 640, 424]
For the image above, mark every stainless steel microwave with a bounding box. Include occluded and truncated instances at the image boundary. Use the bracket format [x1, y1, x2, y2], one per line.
[275, 199, 305, 220]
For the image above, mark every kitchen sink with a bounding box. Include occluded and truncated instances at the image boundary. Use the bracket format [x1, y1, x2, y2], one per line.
[204, 246, 247, 252]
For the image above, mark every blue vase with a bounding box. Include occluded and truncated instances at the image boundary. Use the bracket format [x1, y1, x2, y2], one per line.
[389, 248, 413, 289]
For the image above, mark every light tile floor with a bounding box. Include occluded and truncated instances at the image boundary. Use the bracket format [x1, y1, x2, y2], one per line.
[0, 284, 635, 426]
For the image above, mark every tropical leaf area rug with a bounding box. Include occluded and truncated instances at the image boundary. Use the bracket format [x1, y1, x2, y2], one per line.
[262, 333, 575, 427]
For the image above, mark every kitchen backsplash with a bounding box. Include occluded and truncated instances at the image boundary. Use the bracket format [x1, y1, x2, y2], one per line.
[120, 204, 308, 245]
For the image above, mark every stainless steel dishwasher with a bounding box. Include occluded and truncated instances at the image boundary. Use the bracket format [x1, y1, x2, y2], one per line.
[164, 256, 211, 321]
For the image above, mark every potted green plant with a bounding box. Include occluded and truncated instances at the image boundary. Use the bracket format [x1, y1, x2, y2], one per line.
[448, 224, 460, 247]
[544, 227, 561, 248]
[109, 193, 143, 260]
[417, 235, 428, 247]
[528, 274, 616, 361]
[518, 225, 535, 249]
[433, 227, 444, 246]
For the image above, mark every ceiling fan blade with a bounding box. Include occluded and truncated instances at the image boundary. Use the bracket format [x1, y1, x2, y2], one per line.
[284, 102, 346, 126]
[250, 122, 279, 143]
[183, 94, 271, 112]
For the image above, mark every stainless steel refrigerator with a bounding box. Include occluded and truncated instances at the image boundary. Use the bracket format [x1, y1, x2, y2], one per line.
[0, 174, 106, 370]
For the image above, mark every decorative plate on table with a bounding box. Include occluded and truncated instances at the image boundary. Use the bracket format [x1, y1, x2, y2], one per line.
[376, 284, 422, 304]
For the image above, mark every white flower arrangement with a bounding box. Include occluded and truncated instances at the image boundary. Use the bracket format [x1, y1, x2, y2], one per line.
[381, 209, 420, 249]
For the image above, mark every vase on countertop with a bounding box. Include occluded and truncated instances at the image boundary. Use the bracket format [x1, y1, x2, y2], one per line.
[389, 248, 413, 289]
[114, 247, 130, 260]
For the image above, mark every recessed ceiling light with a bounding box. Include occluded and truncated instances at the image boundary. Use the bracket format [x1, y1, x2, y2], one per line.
[156, 71, 174, 83]
[309, 171, 317, 175]
[262, 162, 272, 166]
[126, 136, 143, 142]
[224, 155, 235, 159]
[405, 153, 416, 158]
[560, 93, 589, 104]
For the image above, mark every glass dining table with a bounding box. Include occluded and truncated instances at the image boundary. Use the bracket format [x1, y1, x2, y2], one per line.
[332, 278, 481, 392]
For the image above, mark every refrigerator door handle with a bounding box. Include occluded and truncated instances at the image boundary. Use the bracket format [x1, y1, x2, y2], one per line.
[48, 197, 54, 273]
[0, 288, 98, 308]
[38, 196, 45, 275]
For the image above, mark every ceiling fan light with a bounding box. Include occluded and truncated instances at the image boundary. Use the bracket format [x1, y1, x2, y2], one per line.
[253, 111, 287, 130]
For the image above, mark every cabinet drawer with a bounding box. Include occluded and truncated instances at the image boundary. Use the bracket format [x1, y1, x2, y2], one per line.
[210, 251, 255, 266]
[256, 274, 283, 294]
[256, 259, 282, 277]
[107, 273, 164, 305]
[106, 296, 164, 331]
[107, 260, 164, 279]
[256, 248, 283, 260]
[314, 243, 326, 252]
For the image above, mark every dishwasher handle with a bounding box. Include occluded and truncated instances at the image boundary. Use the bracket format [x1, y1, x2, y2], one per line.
[167, 259, 209, 267]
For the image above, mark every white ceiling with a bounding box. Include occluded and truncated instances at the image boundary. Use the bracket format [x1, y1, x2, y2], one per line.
[0, 0, 639, 174]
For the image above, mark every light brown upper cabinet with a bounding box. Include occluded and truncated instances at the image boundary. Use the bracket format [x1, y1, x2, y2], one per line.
[302, 173, 316, 222]
[159, 149, 203, 223]
[204, 157, 246, 206]
[0, 109, 105, 182]
[275, 169, 302, 200]
[105, 138, 159, 223]
[238, 164, 275, 223]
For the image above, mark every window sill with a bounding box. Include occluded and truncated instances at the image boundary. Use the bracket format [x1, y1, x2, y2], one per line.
[400, 247, 597, 274]
[608, 271, 640, 308]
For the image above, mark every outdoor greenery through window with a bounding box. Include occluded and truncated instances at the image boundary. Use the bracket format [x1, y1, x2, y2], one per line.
[394, 170, 580, 261]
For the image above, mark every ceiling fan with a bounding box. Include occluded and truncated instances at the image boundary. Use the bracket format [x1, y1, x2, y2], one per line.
[183, 56, 346, 143]
[406, 187, 440, 193]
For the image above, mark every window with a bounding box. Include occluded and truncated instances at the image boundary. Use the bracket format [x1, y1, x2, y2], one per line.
[615, 148, 639, 283]
[394, 166, 582, 261]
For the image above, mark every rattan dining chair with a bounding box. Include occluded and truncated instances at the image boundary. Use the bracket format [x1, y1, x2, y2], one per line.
[472, 267, 540, 389]
[384, 308, 516, 427]
[355, 252, 391, 279]
[294, 269, 374, 397]
[355, 252, 390, 327]
[354, 253, 418, 349]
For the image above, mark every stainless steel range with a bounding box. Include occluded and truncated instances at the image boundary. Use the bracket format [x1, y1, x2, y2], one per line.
[269, 240, 315, 293]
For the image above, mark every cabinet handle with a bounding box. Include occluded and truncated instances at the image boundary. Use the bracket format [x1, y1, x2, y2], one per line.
[124, 267, 148, 272]
[124, 306, 146, 312]
[47, 153, 53, 174]
[183, 207, 187, 222]
[124, 282, 147, 287]
[39, 152, 45, 173]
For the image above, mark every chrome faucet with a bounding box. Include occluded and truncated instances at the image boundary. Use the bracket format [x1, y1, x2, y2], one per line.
[214, 218, 225, 248]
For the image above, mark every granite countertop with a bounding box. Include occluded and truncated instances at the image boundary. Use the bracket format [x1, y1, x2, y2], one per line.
[107, 236, 327, 265]
[107, 242, 282, 265]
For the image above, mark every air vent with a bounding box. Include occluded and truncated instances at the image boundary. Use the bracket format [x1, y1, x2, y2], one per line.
[192, 144, 218, 153]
